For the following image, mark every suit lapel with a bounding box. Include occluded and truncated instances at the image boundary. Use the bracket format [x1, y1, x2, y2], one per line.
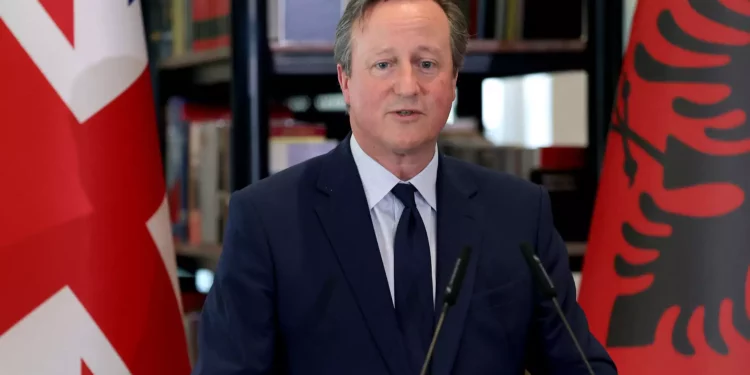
[432, 156, 482, 375]
[314, 137, 411, 375]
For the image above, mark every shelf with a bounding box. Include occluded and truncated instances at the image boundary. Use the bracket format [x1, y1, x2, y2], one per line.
[461, 39, 587, 75]
[157, 39, 587, 84]
[158, 47, 232, 85]
[159, 47, 231, 69]
[566, 242, 586, 257]
[176, 243, 222, 269]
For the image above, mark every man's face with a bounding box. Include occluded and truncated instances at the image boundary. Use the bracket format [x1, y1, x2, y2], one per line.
[338, 0, 457, 155]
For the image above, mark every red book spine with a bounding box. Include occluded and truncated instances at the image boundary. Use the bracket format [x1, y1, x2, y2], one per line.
[192, 0, 211, 51]
[215, 0, 230, 48]
[469, 0, 478, 36]
[270, 125, 327, 138]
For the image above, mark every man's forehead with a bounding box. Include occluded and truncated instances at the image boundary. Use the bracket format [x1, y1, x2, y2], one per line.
[368, 45, 444, 55]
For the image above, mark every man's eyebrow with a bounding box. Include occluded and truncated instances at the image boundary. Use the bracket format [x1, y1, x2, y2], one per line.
[372, 47, 395, 56]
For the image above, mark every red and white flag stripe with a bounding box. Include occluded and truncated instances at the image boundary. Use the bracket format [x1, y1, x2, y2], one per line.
[0, 0, 190, 373]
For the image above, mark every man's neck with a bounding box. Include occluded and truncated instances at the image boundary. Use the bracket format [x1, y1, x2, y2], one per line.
[352, 134, 436, 181]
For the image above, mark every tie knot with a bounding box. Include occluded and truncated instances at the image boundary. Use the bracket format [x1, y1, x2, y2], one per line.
[391, 183, 417, 209]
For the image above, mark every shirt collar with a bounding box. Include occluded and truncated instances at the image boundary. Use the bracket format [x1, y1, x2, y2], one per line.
[350, 134, 438, 210]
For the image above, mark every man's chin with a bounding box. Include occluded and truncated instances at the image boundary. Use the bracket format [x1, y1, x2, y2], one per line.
[387, 138, 432, 155]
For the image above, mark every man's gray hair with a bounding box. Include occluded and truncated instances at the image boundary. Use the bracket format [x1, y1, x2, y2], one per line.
[334, 0, 470, 77]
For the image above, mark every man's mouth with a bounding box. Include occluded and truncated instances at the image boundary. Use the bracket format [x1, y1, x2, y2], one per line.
[393, 109, 422, 116]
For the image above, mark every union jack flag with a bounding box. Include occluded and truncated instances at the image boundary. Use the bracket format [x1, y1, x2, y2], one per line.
[0, 1, 191, 373]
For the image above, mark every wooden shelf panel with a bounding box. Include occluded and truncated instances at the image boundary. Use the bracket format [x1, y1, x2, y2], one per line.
[159, 47, 231, 69]
[158, 39, 588, 84]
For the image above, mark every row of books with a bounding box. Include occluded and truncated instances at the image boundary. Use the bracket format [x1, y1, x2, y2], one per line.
[147, 0, 230, 61]
[165, 98, 339, 247]
[146, 0, 585, 62]
[165, 98, 231, 247]
[439, 136, 539, 181]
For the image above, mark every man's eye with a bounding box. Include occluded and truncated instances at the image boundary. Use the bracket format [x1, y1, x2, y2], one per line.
[375, 62, 390, 70]
[421, 61, 434, 69]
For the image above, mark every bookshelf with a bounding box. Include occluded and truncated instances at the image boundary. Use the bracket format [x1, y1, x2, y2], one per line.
[148, 0, 624, 267]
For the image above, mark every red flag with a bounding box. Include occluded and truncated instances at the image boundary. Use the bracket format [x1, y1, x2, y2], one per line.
[0, 1, 191, 374]
[578, 0, 750, 373]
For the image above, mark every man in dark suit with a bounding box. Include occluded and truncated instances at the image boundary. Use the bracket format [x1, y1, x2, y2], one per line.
[193, 0, 617, 374]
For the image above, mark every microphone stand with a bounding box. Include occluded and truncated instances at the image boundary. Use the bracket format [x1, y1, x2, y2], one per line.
[520, 242, 595, 375]
[419, 247, 472, 375]
[420, 304, 449, 375]
[551, 296, 595, 375]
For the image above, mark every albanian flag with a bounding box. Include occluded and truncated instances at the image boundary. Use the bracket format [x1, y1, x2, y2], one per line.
[578, 0, 750, 373]
[0, 1, 191, 374]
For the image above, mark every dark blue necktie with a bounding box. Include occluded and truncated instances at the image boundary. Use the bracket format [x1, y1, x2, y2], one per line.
[391, 183, 434, 371]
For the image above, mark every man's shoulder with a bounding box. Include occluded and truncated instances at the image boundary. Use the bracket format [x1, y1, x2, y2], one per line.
[444, 155, 542, 203]
[230, 151, 329, 207]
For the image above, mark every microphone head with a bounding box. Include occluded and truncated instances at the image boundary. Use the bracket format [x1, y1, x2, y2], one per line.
[519, 242, 557, 299]
[519, 242, 538, 270]
[444, 246, 472, 306]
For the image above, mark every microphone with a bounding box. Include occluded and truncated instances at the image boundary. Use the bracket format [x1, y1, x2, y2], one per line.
[520, 242, 595, 375]
[419, 246, 472, 375]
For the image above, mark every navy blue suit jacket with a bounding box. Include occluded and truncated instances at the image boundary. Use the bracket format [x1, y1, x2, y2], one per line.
[193, 135, 617, 374]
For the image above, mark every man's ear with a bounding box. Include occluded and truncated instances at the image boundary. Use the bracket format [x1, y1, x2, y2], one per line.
[337, 64, 351, 107]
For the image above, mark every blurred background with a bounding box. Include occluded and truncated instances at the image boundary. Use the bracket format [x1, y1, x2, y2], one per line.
[142, 0, 639, 363]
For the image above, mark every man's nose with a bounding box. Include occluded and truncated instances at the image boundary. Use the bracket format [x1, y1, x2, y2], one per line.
[394, 65, 419, 97]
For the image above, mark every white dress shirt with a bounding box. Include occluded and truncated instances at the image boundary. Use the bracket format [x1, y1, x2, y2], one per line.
[349, 135, 438, 306]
